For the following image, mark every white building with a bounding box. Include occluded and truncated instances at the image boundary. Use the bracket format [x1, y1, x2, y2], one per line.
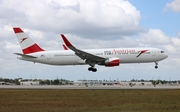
[20, 81, 39, 86]
[73, 80, 153, 86]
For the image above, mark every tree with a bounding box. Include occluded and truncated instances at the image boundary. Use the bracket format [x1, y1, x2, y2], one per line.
[53, 79, 59, 85]
[45, 80, 50, 85]
[40, 80, 45, 85]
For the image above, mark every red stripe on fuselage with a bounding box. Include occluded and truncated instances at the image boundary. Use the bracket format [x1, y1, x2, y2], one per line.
[13, 28, 24, 33]
[22, 43, 44, 54]
[136, 50, 148, 58]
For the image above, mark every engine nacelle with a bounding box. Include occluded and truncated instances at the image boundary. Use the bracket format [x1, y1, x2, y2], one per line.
[99, 57, 120, 67]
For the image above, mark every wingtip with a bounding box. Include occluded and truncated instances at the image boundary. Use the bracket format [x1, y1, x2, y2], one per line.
[61, 34, 73, 47]
[60, 34, 64, 37]
[62, 44, 68, 50]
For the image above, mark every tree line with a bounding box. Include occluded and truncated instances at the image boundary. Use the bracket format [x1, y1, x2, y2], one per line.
[0, 78, 73, 85]
[0, 77, 179, 85]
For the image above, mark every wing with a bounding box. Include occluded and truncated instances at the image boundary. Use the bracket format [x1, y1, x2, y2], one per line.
[61, 34, 106, 62]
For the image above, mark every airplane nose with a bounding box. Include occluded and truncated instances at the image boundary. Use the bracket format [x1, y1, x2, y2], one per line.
[164, 53, 168, 59]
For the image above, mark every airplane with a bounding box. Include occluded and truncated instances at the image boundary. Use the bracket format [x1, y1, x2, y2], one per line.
[13, 27, 168, 72]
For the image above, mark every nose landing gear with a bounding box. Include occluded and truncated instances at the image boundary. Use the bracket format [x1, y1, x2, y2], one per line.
[155, 62, 158, 69]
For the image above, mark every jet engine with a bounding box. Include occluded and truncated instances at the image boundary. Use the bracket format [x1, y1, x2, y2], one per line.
[99, 57, 120, 67]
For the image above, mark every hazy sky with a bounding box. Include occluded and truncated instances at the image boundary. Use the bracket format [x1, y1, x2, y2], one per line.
[0, 0, 180, 81]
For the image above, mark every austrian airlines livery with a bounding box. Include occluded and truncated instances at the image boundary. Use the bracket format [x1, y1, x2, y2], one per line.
[13, 27, 168, 72]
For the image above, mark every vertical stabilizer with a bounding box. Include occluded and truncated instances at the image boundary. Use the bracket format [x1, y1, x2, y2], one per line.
[13, 27, 44, 54]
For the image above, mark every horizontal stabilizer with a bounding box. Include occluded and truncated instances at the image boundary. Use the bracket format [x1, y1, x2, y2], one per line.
[14, 53, 38, 58]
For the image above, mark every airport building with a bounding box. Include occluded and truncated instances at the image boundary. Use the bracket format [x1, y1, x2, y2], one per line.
[0, 81, 10, 85]
[73, 80, 152, 86]
[20, 81, 40, 86]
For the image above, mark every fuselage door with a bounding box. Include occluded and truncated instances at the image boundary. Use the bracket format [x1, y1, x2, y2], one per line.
[47, 53, 51, 60]
[152, 50, 156, 56]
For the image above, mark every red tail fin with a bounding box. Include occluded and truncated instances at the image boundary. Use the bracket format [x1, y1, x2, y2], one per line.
[13, 27, 44, 54]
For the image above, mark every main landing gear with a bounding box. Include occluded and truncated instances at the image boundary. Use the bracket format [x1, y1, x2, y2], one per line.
[88, 67, 97, 72]
[155, 62, 158, 69]
[87, 62, 97, 72]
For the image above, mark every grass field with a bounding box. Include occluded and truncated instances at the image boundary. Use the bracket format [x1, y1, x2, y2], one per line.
[0, 89, 180, 112]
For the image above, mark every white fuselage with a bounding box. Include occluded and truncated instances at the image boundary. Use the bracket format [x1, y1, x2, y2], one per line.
[17, 47, 168, 66]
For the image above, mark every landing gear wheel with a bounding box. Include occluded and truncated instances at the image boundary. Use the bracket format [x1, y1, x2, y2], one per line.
[88, 67, 92, 71]
[92, 68, 97, 72]
[155, 66, 158, 69]
[155, 62, 158, 69]
[88, 67, 97, 72]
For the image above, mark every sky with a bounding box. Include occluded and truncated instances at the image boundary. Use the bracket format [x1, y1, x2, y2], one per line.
[0, 0, 180, 81]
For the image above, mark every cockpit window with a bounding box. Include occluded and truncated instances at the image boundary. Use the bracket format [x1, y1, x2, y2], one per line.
[161, 51, 164, 53]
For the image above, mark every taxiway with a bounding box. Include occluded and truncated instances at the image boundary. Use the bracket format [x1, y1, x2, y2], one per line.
[0, 85, 180, 89]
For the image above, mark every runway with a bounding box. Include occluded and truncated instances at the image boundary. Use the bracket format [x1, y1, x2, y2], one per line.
[0, 85, 180, 89]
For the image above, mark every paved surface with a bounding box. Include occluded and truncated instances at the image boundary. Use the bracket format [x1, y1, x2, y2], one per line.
[0, 85, 180, 89]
